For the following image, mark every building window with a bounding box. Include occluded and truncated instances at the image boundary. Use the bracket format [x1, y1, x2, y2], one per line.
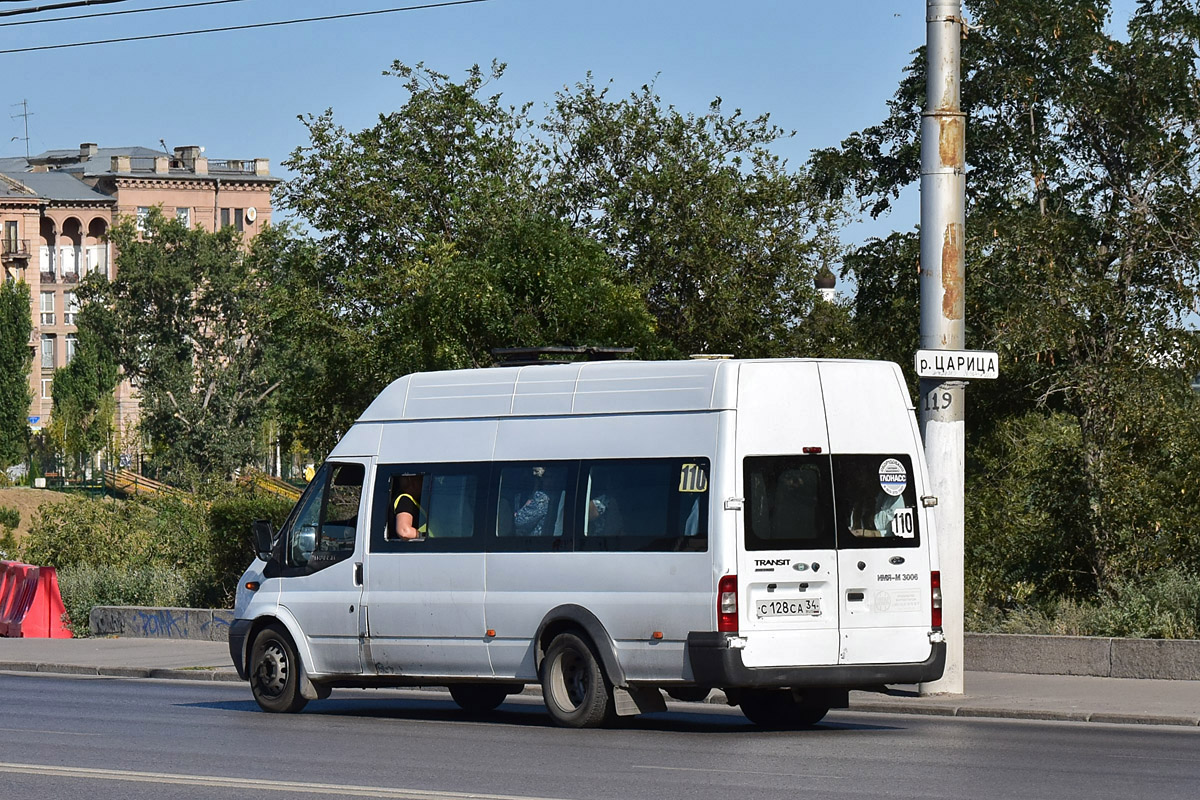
[4, 220, 16, 247]
[41, 378, 53, 400]
[63, 292, 79, 325]
[40, 291, 55, 325]
[65, 333, 78, 365]
[219, 208, 245, 232]
[40, 334, 55, 369]
[136, 206, 152, 233]
[176, 207, 191, 227]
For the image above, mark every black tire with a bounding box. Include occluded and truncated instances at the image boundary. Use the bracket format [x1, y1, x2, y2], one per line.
[541, 632, 615, 728]
[449, 683, 513, 713]
[249, 623, 309, 713]
[739, 689, 828, 729]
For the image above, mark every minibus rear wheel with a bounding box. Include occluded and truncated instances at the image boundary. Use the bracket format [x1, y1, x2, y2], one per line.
[739, 689, 828, 729]
[541, 632, 615, 728]
[449, 683, 512, 713]
[249, 623, 309, 714]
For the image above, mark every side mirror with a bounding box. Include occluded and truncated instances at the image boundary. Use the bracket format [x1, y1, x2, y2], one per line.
[251, 519, 274, 561]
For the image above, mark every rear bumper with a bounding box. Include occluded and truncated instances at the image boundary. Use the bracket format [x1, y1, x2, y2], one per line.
[228, 619, 253, 681]
[687, 631, 946, 689]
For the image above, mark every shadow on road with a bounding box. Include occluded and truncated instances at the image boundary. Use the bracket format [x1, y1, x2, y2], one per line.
[182, 692, 903, 734]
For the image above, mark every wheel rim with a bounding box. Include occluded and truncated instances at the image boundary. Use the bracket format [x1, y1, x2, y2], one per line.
[550, 647, 588, 711]
[253, 639, 289, 700]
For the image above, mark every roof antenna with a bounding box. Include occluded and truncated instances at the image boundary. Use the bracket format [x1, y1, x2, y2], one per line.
[159, 138, 170, 155]
[10, 100, 31, 159]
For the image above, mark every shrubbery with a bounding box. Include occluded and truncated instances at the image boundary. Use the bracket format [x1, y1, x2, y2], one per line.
[0, 503, 17, 560]
[56, 564, 196, 637]
[19, 482, 295, 635]
[967, 568, 1200, 640]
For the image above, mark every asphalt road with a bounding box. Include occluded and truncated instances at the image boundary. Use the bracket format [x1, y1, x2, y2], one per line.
[3, 672, 1199, 800]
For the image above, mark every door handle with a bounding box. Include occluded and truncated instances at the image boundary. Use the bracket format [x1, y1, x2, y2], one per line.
[354, 562, 363, 586]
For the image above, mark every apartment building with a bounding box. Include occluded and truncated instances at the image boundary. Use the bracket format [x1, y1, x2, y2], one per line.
[0, 143, 279, 439]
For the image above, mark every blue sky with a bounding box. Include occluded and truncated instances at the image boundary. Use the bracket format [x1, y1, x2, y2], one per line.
[1, 0, 1139, 243]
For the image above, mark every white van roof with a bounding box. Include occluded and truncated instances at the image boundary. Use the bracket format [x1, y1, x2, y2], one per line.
[356, 359, 907, 422]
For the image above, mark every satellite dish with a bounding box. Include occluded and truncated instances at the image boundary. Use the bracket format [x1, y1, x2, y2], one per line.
[245, 207, 257, 223]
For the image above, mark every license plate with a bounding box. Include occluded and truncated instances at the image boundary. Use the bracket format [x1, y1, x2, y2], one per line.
[756, 597, 821, 618]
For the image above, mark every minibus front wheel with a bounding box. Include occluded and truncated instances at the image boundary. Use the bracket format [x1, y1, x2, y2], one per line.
[541, 632, 615, 728]
[249, 623, 309, 714]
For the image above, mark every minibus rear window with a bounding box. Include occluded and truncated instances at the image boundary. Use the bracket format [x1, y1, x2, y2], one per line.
[743, 456, 835, 551]
[832, 454, 920, 548]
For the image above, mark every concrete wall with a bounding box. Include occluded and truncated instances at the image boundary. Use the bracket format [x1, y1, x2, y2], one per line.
[90, 606, 234, 643]
[966, 633, 1200, 681]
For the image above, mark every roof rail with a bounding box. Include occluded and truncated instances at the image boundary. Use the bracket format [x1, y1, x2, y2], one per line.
[491, 346, 635, 367]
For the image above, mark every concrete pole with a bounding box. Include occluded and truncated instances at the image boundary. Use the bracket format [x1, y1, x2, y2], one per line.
[919, 0, 966, 695]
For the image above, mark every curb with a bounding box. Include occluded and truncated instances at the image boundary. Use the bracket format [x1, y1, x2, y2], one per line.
[0, 661, 242, 682]
[845, 698, 1200, 727]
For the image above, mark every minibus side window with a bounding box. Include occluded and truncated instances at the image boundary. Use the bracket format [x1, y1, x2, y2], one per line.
[831, 454, 920, 548]
[371, 464, 485, 552]
[284, 462, 364, 571]
[495, 463, 572, 545]
[577, 458, 709, 552]
[743, 456, 835, 551]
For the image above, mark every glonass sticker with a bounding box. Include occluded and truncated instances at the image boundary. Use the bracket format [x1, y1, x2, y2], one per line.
[878, 458, 907, 496]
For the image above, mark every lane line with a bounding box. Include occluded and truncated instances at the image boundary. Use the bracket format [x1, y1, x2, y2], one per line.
[0, 727, 105, 737]
[0, 762, 565, 800]
[632, 764, 844, 780]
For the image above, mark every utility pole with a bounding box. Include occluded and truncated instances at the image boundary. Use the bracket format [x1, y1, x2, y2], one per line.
[919, 0, 966, 695]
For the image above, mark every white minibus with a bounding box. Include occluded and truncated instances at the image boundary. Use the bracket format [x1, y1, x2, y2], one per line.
[229, 358, 945, 728]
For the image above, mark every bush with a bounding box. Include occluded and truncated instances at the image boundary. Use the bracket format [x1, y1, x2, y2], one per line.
[20, 495, 155, 569]
[968, 568, 1200, 639]
[0, 504, 18, 529]
[55, 563, 199, 637]
[202, 490, 294, 606]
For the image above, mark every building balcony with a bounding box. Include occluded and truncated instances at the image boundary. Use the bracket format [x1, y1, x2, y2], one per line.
[2, 239, 31, 261]
[40, 271, 56, 284]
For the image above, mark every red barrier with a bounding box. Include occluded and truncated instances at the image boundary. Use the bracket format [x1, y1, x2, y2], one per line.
[0, 561, 72, 638]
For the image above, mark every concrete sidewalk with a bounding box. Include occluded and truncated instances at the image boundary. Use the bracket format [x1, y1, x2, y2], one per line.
[2, 637, 1198, 727]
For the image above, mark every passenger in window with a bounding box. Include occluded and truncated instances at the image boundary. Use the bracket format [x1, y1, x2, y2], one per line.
[588, 492, 623, 536]
[392, 474, 427, 540]
[849, 485, 904, 537]
[513, 466, 550, 536]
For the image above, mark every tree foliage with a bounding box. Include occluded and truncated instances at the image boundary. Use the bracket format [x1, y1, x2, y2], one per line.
[816, 0, 1200, 601]
[50, 299, 120, 475]
[0, 278, 32, 470]
[90, 210, 276, 485]
[270, 62, 846, 452]
[544, 79, 844, 357]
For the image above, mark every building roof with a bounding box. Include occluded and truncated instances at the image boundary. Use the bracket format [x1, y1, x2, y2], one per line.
[0, 170, 112, 203]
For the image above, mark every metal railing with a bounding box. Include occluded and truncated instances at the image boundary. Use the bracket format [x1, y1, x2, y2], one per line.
[1, 239, 30, 259]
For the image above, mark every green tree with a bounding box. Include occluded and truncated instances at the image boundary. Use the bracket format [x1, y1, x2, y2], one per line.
[545, 79, 845, 358]
[0, 278, 32, 470]
[815, 0, 1200, 598]
[97, 209, 277, 485]
[50, 299, 120, 476]
[272, 63, 656, 453]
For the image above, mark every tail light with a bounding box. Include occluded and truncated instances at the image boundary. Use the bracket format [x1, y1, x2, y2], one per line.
[931, 570, 943, 630]
[718, 575, 738, 633]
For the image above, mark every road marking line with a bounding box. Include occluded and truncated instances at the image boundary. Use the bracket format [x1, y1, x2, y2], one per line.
[633, 764, 844, 780]
[0, 763, 564, 800]
[0, 727, 105, 737]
